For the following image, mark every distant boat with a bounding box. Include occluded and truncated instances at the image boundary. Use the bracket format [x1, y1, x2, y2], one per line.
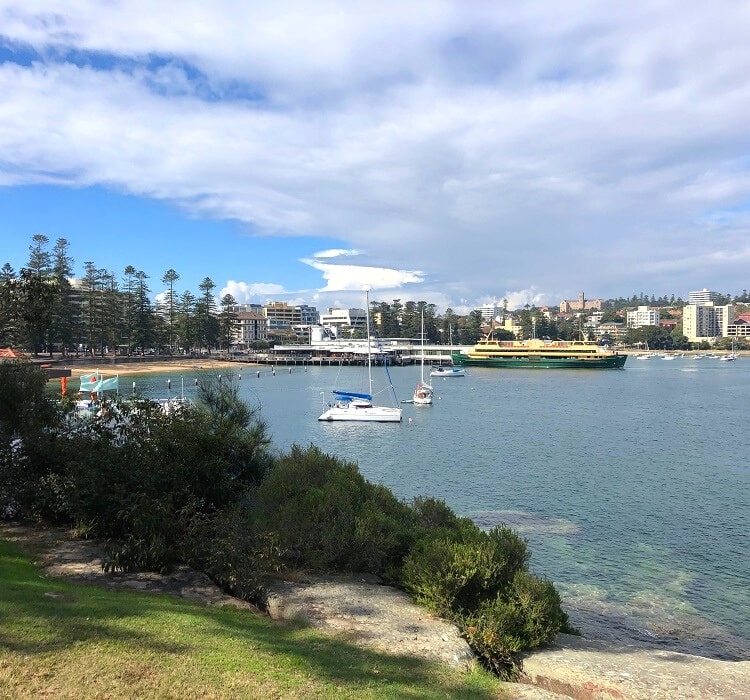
[413, 309, 433, 405]
[429, 325, 465, 377]
[429, 365, 466, 378]
[318, 290, 402, 422]
[719, 340, 738, 362]
[452, 334, 627, 369]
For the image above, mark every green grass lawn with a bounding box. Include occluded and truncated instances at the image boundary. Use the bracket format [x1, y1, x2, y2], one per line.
[0, 539, 504, 699]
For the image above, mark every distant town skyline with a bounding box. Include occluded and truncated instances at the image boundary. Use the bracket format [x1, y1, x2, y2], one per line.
[2, 2, 749, 312]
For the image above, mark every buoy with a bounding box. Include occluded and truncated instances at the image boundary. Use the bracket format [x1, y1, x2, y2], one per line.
[408, 417, 413, 424]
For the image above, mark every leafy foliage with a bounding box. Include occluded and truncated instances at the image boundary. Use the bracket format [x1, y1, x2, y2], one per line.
[400, 525, 567, 678]
[247, 444, 417, 577]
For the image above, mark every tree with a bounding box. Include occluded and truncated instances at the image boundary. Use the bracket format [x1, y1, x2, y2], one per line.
[20, 235, 55, 354]
[18, 271, 58, 355]
[460, 310, 484, 344]
[27, 234, 52, 277]
[176, 291, 197, 352]
[219, 294, 238, 350]
[161, 269, 180, 351]
[134, 270, 155, 352]
[49, 239, 76, 356]
[197, 277, 218, 352]
[0, 263, 19, 347]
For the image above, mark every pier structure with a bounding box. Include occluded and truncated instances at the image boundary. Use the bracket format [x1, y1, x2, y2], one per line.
[227, 339, 465, 367]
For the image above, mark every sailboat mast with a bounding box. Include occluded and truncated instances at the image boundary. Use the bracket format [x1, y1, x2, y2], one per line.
[365, 288, 373, 395]
[420, 308, 425, 383]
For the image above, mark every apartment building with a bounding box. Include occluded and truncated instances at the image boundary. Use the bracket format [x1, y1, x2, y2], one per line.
[233, 311, 268, 345]
[682, 303, 733, 342]
[627, 305, 660, 328]
[319, 307, 367, 337]
[688, 288, 720, 305]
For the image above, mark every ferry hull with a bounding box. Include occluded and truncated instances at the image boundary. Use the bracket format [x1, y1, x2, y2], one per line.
[452, 353, 627, 369]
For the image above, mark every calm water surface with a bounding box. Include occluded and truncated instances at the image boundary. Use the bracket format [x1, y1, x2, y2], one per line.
[132, 357, 750, 659]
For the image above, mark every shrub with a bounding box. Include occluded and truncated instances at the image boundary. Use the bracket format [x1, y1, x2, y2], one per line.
[248, 444, 417, 576]
[0, 361, 65, 521]
[400, 523, 567, 678]
[463, 571, 569, 677]
[399, 524, 530, 614]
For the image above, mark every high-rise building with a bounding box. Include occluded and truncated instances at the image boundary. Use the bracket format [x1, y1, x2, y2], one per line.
[682, 303, 733, 341]
[688, 288, 720, 305]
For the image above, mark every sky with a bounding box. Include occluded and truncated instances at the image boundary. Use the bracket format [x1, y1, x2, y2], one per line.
[1, 1, 750, 314]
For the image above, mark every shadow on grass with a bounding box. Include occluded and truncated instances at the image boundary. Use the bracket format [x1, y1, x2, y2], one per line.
[0, 538, 497, 699]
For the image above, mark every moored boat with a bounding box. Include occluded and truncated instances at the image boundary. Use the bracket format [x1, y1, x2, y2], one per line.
[452, 335, 627, 369]
[319, 289, 403, 422]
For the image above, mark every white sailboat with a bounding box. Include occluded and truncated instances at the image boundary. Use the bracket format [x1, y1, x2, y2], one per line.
[429, 325, 465, 377]
[318, 290, 403, 423]
[720, 339, 738, 361]
[413, 309, 433, 405]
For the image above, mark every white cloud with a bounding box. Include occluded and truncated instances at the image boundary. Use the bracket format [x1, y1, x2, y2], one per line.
[300, 259, 423, 293]
[312, 248, 361, 259]
[2, 1, 750, 306]
[220, 280, 288, 304]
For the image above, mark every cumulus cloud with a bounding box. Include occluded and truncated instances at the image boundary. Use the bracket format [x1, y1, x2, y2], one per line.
[301, 258, 423, 293]
[2, 1, 750, 306]
[220, 280, 289, 304]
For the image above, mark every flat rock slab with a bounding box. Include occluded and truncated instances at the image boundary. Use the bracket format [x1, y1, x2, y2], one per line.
[521, 633, 750, 699]
[265, 574, 475, 669]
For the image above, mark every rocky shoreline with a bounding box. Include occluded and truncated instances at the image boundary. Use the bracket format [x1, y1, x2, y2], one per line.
[2, 523, 748, 699]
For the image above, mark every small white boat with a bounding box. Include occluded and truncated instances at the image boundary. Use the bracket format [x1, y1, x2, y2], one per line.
[429, 325, 465, 377]
[719, 340, 738, 362]
[319, 290, 402, 423]
[429, 365, 466, 378]
[413, 309, 433, 405]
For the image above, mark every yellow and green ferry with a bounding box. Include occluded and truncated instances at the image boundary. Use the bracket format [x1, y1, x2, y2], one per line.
[452, 336, 627, 369]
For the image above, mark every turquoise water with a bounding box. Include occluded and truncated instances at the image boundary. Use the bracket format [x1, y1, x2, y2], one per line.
[131, 358, 750, 659]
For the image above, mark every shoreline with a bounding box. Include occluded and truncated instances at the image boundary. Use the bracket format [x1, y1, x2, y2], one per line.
[51, 357, 252, 379]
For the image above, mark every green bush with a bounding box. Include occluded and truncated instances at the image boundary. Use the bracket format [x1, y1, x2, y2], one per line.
[248, 444, 417, 577]
[399, 524, 530, 615]
[400, 524, 567, 677]
[0, 361, 64, 520]
[463, 571, 569, 677]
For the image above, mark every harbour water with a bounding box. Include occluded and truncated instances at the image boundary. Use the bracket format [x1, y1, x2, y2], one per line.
[132, 357, 750, 660]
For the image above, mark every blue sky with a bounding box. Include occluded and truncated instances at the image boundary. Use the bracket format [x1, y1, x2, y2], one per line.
[2, 1, 750, 312]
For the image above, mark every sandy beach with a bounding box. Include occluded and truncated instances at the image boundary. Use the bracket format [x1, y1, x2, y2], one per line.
[59, 357, 249, 379]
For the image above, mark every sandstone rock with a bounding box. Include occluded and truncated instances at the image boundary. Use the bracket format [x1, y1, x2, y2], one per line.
[520, 633, 750, 699]
[265, 574, 476, 669]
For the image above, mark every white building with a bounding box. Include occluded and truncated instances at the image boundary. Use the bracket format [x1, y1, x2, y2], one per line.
[319, 307, 367, 337]
[627, 305, 660, 329]
[476, 303, 501, 322]
[682, 303, 733, 342]
[688, 288, 720, 305]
